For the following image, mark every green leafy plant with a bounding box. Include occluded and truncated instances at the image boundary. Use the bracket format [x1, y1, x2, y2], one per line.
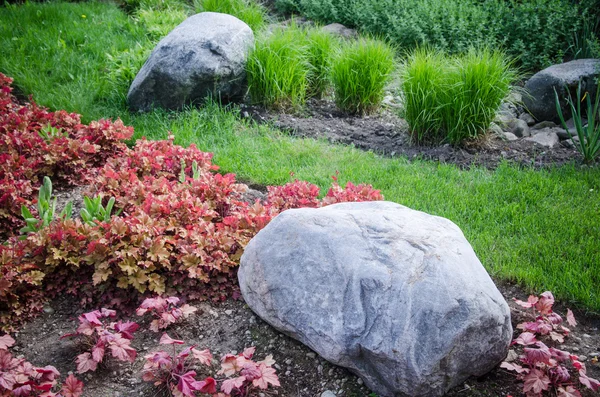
[37, 124, 68, 141]
[555, 83, 600, 164]
[194, 0, 267, 32]
[20, 177, 72, 236]
[331, 37, 395, 115]
[80, 195, 122, 225]
[401, 47, 517, 145]
[247, 25, 311, 109]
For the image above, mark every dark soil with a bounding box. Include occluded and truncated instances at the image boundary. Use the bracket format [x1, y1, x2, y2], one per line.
[240, 98, 584, 170]
[12, 281, 600, 397]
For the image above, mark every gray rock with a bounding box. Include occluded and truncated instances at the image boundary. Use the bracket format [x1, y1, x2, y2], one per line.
[488, 122, 504, 137]
[523, 59, 600, 123]
[503, 132, 519, 141]
[564, 117, 588, 130]
[526, 129, 560, 148]
[518, 112, 536, 126]
[322, 23, 358, 39]
[495, 112, 516, 129]
[507, 118, 530, 137]
[239, 201, 512, 397]
[531, 120, 558, 130]
[128, 12, 254, 112]
[553, 127, 574, 140]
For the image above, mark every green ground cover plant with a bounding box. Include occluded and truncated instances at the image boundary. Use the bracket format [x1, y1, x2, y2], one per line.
[275, 0, 597, 71]
[331, 37, 395, 115]
[402, 47, 517, 144]
[1, 0, 600, 316]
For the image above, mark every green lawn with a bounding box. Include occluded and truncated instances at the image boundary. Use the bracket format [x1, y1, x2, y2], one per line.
[1, 1, 599, 311]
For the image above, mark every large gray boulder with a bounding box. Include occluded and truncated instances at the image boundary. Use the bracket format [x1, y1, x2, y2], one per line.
[128, 12, 254, 112]
[239, 201, 512, 397]
[523, 59, 600, 123]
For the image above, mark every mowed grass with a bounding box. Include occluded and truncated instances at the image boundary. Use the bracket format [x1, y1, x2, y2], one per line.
[1, 2, 600, 311]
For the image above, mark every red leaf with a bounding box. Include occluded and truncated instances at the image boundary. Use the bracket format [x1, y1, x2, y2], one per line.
[524, 342, 552, 365]
[0, 334, 15, 350]
[109, 335, 136, 362]
[523, 369, 551, 394]
[558, 386, 582, 397]
[253, 363, 280, 389]
[579, 373, 600, 391]
[535, 291, 555, 315]
[61, 374, 84, 397]
[566, 309, 577, 327]
[92, 344, 105, 363]
[192, 348, 212, 366]
[515, 295, 538, 308]
[242, 346, 256, 359]
[76, 352, 98, 373]
[221, 376, 246, 394]
[176, 371, 198, 397]
[514, 332, 537, 346]
[500, 361, 528, 374]
[193, 377, 217, 394]
[159, 333, 184, 345]
[113, 321, 139, 340]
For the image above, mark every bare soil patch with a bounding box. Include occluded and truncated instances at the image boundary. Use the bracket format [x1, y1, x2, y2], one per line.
[240, 98, 583, 170]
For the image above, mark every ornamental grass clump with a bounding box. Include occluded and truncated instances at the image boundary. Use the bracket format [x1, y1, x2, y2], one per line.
[331, 37, 395, 115]
[246, 25, 311, 109]
[401, 47, 517, 145]
[442, 48, 518, 144]
[194, 0, 267, 32]
[305, 28, 336, 98]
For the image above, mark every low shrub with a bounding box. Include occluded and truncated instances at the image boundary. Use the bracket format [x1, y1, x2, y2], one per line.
[136, 296, 197, 331]
[275, 0, 596, 71]
[331, 37, 395, 115]
[246, 25, 311, 109]
[401, 47, 517, 145]
[194, 0, 267, 32]
[0, 78, 384, 331]
[0, 73, 132, 240]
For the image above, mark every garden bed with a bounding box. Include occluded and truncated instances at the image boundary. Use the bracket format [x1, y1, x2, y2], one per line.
[241, 98, 583, 170]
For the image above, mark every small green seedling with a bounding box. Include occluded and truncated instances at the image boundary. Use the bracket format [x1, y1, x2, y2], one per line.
[20, 176, 72, 236]
[80, 195, 121, 225]
[38, 124, 68, 141]
[178, 160, 202, 183]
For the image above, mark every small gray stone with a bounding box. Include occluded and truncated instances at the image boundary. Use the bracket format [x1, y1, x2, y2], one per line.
[503, 132, 519, 141]
[306, 352, 317, 359]
[508, 119, 530, 137]
[321, 391, 337, 397]
[505, 349, 519, 363]
[488, 122, 504, 137]
[579, 355, 588, 361]
[518, 112, 536, 126]
[526, 129, 560, 148]
[322, 23, 358, 39]
[554, 127, 573, 140]
[42, 305, 55, 315]
[531, 121, 558, 130]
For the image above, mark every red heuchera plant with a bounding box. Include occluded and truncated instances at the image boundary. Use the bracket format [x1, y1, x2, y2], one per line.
[0, 334, 84, 396]
[61, 309, 139, 373]
[143, 335, 279, 397]
[0, 72, 131, 239]
[136, 296, 198, 332]
[0, 82, 383, 331]
[501, 291, 600, 396]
